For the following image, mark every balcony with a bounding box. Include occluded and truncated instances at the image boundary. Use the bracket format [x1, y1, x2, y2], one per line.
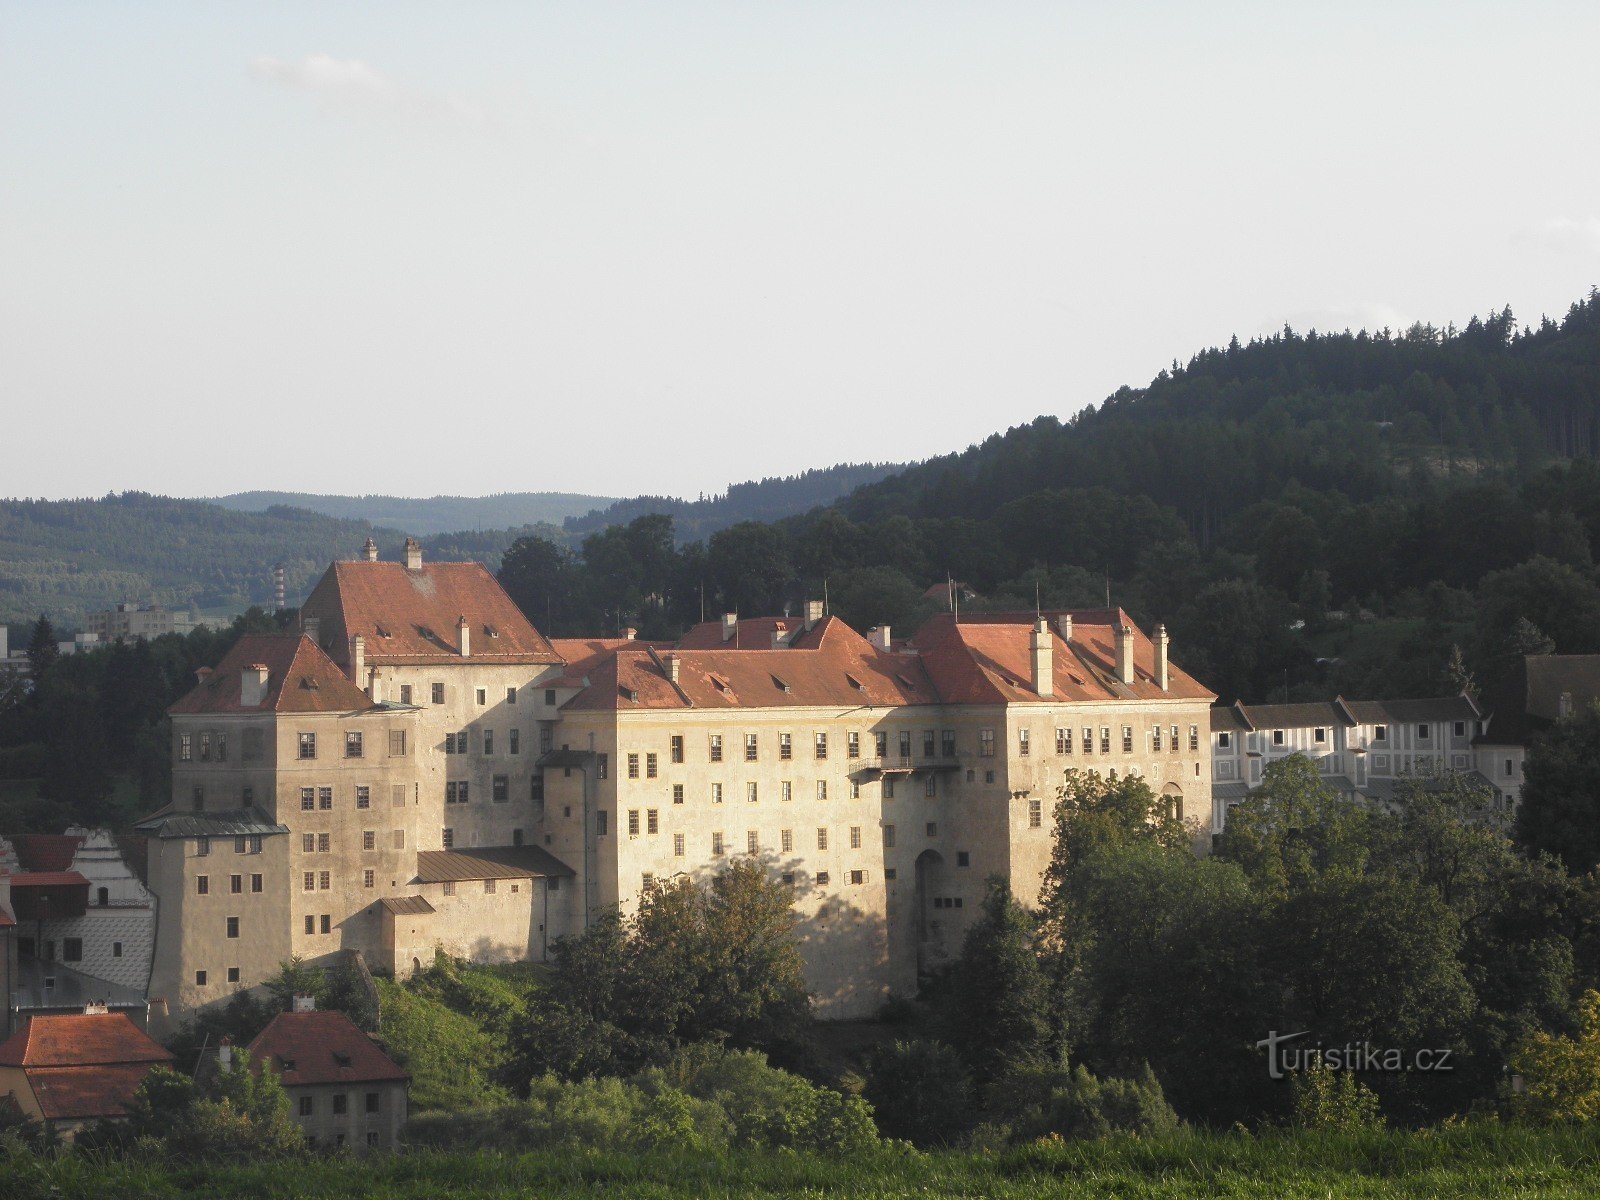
[851, 752, 965, 777]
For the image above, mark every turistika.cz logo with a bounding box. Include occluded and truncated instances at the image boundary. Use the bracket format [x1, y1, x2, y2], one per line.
[1254, 1030, 1454, 1079]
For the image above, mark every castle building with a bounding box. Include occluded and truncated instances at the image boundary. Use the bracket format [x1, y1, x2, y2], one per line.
[139, 539, 1212, 1026]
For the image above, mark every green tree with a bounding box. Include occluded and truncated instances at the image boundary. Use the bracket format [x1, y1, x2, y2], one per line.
[25, 615, 58, 684]
[942, 878, 1056, 1080]
[1215, 755, 1374, 897]
[1518, 702, 1600, 873]
[1507, 989, 1600, 1123]
[862, 1039, 975, 1146]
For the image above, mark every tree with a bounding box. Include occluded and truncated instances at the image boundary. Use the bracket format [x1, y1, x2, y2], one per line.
[25, 615, 58, 683]
[1517, 702, 1600, 873]
[1214, 755, 1374, 898]
[941, 878, 1056, 1081]
[1507, 989, 1600, 1123]
[862, 1040, 975, 1145]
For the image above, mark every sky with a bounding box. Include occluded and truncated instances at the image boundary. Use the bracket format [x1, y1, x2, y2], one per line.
[3, 2, 1598, 502]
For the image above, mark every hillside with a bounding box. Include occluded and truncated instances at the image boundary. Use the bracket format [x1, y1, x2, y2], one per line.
[211, 490, 618, 535]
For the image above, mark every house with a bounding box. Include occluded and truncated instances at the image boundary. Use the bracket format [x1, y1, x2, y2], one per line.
[245, 1002, 409, 1150]
[0, 1009, 173, 1139]
[1474, 655, 1600, 810]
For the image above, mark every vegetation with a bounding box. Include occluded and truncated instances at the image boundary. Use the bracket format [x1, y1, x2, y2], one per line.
[209, 490, 616, 536]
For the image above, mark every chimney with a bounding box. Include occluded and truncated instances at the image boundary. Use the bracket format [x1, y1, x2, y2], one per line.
[721, 613, 738, 642]
[664, 654, 680, 683]
[804, 600, 824, 630]
[292, 993, 317, 1013]
[302, 616, 321, 646]
[241, 663, 270, 707]
[83, 1001, 109, 1016]
[1055, 613, 1073, 643]
[1115, 623, 1135, 685]
[623, 627, 637, 641]
[217, 1037, 233, 1071]
[350, 634, 366, 690]
[457, 615, 471, 658]
[1030, 618, 1053, 697]
[404, 537, 423, 570]
[195, 665, 213, 686]
[1155, 624, 1170, 691]
[362, 537, 378, 562]
[868, 625, 892, 651]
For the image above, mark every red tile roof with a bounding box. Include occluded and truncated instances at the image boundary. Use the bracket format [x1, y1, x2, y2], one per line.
[8, 872, 91, 889]
[169, 635, 372, 715]
[247, 1010, 409, 1088]
[27, 1063, 166, 1121]
[8, 834, 84, 873]
[0, 908, 14, 928]
[302, 559, 561, 667]
[911, 609, 1214, 705]
[562, 617, 936, 711]
[548, 637, 663, 681]
[678, 616, 807, 650]
[0, 1013, 173, 1069]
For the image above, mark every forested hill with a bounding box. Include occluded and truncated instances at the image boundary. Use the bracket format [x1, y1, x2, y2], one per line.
[211, 490, 617, 535]
[562, 462, 906, 541]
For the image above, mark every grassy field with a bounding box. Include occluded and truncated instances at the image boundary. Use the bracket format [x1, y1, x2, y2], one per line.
[6, 1126, 1600, 1199]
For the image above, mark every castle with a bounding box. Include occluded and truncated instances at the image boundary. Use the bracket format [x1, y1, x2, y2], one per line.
[137, 538, 1214, 1027]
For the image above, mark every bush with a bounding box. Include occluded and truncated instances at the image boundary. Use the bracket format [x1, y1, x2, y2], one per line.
[863, 1040, 975, 1146]
[375, 978, 513, 1111]
[987, 1063, 1181, 1143]
[1507, 988, 1600, 1123]
[1288, 1067, 1385, 1133]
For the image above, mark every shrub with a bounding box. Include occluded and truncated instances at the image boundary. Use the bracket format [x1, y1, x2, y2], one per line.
[1288, 1066, 1385, 1133]
[989, 1063, 1181, 1142]
[375, 978, 513, 1111]
[1507, 989, 1600, 1123]
[863, 1040, 975, 1146]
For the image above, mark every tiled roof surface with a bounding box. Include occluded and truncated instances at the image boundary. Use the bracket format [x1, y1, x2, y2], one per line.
[1212, 695, 1481, 736]
[132, 808, 289, 841]
[26, 1063, 164, 1121]
[301, 560, 561, 667]
[8, 834, 84, 872]
[247, 1011, 409, 1087]
[169, 635, 371, 715]
[8, 872, 90, 889]
[0, 1013, 172, 1069]
[677, 616, 807, 649]
[378, 895, 435, 915]
[547, 638, 648, 680]
[562, 617, 936, 711]
[912, 610, 1214, 705]
[1476, 655, 1600, 745]
[415, 845, 575, 883]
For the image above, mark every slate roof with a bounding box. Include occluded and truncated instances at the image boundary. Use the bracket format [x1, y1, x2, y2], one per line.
[301, 558, 561, 667]
[247, 1010, 408, 1088]
[1477, 655, 1600, 745]
[169, 634, 371, 715]
[132, 807, 289, 841]
[414, 845, 575, 883]
[1211, 695, 1480, 735]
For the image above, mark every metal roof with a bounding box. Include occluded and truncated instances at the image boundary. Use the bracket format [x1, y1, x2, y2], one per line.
[378, 895, 436, 915]
[132, 808, 289, 840]
[414, 845, 575, 883]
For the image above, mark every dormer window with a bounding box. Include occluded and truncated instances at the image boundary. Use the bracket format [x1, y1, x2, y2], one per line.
[485, 625, 499, 639]
[333, 1051, 352, 1068]
[620, 686, 639, 703]
[771, 675, 791, 693]
[845, 674, 865, 691]
[279, 1056, 296, 1071]
[375, 625, 390, 638]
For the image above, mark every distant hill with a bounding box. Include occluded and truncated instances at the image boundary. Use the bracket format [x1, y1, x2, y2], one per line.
[563, 463, 906, 542]
[211, 491, 619, 536]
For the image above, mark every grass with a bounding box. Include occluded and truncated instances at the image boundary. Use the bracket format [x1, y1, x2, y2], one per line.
[7, 1125, 1600, 1199]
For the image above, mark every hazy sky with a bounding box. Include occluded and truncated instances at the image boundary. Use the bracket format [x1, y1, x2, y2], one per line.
[4, 2, 1597, 502]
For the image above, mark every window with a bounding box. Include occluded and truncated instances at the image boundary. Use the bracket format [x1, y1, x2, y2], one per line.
[304, 914, 316, 935]
[1019, 728, 1031, 756]
[883, 823, 897, 847]
[781, 828, 794, 852]
[485, 879, 497, 894]
[712, 832, 725, 856]
[647, 808, 659, 834]
[1057, 727, 1073, 754]
[363, 869, 374, 888]
[851, 781, 861, 799]
[815, 732, 828, 759]
[885, 868, 897, 881]
[300, 1096, 314, 1117]
[476, 688, 487, 706]
[673, 832, 686, 857]
[193, 785, 206, 812]
[509, 728, 520, 755]
[924, 775, 937, 798]
[298, 732, 316, 759]
[673, 783, 684, 805]
[847, 732, 860, 759]
[748, 782, 760, 804]
[332, 1092, 349, 1116]
[926, 822, 938, 837]
[817, 827, 828, 850]
[226, 916, 240, 939]
[1122, 725, 1134, 753]
[446, 781, 465, 805]
[884, 776, 896, 799]
[898, 731, 912, 760]
[1374, 724, 1388, 742]
[355, 785, 371, 810]
[1152, 724, 1163, 751]
[227, 966, 240, 983]
[445, 732, 459, 755]
[303, 872, 315, 892]
[317, 833, 330, 853]
[399, 684, 413, 705]
[230, 874, 243, 894]
[712, 783, 723, 804]
[63, 938, 82, 962]
[816, 871, 830, 886]
[216, 733, 228, 761]
[442, 828, 454, 849]
[747, 829, 759, 854]
[544, 688, 557, 705]
[393, 830, 406, 849]
[1189, 725, 1199, 752]
[628, 753, 640, 779]
[319, 787, 332, 810]
[1314, 728, 1327, 744]
[850, 825, 862, 849]
[1218, 731, 1231, 749]
[1505, 758, 1515, 777]
[389, 729, 407, 756]
[646, 752, 658, 778]
[629, 809, 641, 836]
[431, 682, 445, 705]
[745, 733, 759, 762]
[849, 869, 865, 885]
[345, 731, 363, 758]
[923, 730, 936, 758]
[710, 734, 723, 762]
[484, 730, 494, 755]
[1271, 729, 1285, 746]
[1417, 724, 1430, 740]
[1029, 798, 1043, 828]
[363, 830, 376, 851]
[234, 837, 247, 855]
[597, 753, 608, 779]
[197, 875, 209, 895]
[319, 871, 331, 891]
[979, 729, 995, 757]
[596, 811, 608, 836]
[442, 881, 456, 897]
[179, 733, 192, 762]
[956, 851, 969, 867]
[783, 780, 795, 802]
[506, 686, 517, 705]
[779, 732, 792, 760]
[251, 874, 262, 893]
[817, 780, 828, 801]
[200, 732, 212, 761]
[114, 940, 125, 958]
[493, 775, 509, 803]
[196, 970, 208, 986]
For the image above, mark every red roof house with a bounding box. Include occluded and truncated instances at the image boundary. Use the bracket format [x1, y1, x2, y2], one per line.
[0, 1011, 173, 1136]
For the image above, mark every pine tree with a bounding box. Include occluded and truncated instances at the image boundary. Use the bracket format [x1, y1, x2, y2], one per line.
[942, 877, 1056, 1083]
[25, 614, 58, 683]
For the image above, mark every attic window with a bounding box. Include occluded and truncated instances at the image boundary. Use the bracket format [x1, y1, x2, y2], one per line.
[845, 674, 865, 691]
[279, 1056, 296, 1071]
[300, 677, 319, 691]
[484, 625, 499, 639]
[416, 625, 434, 640]
[333, 1051, 352, 1068]
[1067, 673, 1085, 685]
[375, 625, 390, 638]
[771, 675, 792, 693]
[711, 677, 731, 693]
[620, 686, 640, 703]
[895, 674, 918, 691]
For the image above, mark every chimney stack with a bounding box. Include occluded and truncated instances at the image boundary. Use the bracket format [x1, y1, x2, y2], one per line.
[404, 537, 423, 570]
[1155, 624, 1170, 691]
[195, 665, 213, 686]
[868, 625, 892, 651]
[292, 994, 317, 1013]
[1055, 613, 1073, 643]
[241, 663, 270, 707]
[457, 615, 471, 658]
[1115, 623, 1135, 685]
[362, 537, 379, 562]
[217, 1037, 233, 1071]
[350, 634, 366, 690]
[624, 627, 637, 641]
[1030, 618, 1053, 697]
[664, 654, 680, 683]
[721, 613, 739, 642]
[804, 599, 824, 630]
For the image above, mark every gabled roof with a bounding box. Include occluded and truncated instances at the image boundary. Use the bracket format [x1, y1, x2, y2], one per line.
[561, 617, 936, 711]
[133, 807, 289, 841]
[8, 834, 84, 873]
[912, 610, 1213, 705]
[301, 559, 562, 667]
[677, 616, 808, 649]
[8, 872, 90, 889]
[1478, 655, 1600, 745]
[247, 1010, 409, 1088]
[169, 634, 372, 715]
[1212, 695, 1482, 736]
[415, 845, 575, 883]
[0, 1013, 172, 1069]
